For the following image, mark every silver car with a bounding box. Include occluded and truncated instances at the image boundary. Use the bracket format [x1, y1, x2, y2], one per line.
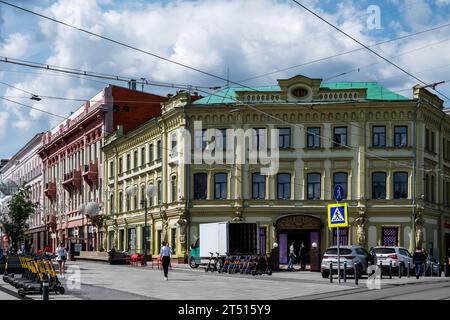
[321, 245, 369, 278]
[373, 246, 414, 275]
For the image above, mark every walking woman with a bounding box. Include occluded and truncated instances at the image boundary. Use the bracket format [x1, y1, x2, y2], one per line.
[160, 241, 172, 280]
[56, 242, 68, 278]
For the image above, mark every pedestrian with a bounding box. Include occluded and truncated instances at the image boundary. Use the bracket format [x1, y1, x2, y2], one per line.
[299, 243, 307, 271]
[412, 247, 426, 279]
[160, 241, 172, 280]
[287, 242, 296, 271]
[56, 242, 68, 278]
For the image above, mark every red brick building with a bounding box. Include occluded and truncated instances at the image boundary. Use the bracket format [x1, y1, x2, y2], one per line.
[39, 85, 166, 252]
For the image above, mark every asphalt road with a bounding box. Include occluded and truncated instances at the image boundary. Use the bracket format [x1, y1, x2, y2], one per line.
[1, 260, 449, 300]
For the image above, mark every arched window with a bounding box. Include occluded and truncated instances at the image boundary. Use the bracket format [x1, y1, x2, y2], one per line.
[333, 172, 348, 200]
[372, 172, 386, 199]
[394, 172, 408, 199]
[252, 173, 266, 200]
[194, 173, 207, 200]
[214, 173, 227, 199]
[307, 173, 321, 200]
[277, 173, 291, 200]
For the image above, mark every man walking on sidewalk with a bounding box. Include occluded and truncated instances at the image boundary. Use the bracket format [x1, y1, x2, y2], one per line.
[160, 241, 172, 280]
[413, 247, 426, 279]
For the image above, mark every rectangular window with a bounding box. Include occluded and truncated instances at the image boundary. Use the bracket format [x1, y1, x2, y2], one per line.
[393, 172, 408, 199]
[157, 180, 162, 205]
[133, 150, 138, 168]
[126, 154, 131, 171]
[253, 128, 266, 149]
[278, 128, 291, 149]
[149, 144, 153, 162]
[109, 161, 114, 178]
[333, 127, 347, 147]
[194, 129, 207, 150]
[382, 227, 398, 246]
[431, 175, 435, 203]
[431, 131, 436, 152]
[425, 174, 429, 202]
[171, 177, 177, 202]
[171, 133, 178, 157]
[333, 172, 348, 200]
[157, 140, 162, 160]
[216, 129, 227, 151]
[119, 158, 123, 173]
[141, 147, 145, 166]
[193, 173, 207, 200]
[332, 227, 349, 246]
[394, 126, 408, 147]
[307, 127, 321, 148]
[372, 126, 386, 147]
[425, 129, 430, 151]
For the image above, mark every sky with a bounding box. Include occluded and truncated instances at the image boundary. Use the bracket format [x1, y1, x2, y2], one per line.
[0, 0, 449, 159]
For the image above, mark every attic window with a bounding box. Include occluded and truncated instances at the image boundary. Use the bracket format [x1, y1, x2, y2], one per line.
[292, 88, 308, 98]
[123, 106, 130, 112]
[113, 105, 119, 113]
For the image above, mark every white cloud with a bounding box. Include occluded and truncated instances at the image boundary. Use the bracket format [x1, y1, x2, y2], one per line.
[0, 33, 31, 58]
[1, 0, 450, 153]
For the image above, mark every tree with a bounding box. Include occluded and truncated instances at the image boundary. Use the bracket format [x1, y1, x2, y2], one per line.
[0, 186, 37, 251]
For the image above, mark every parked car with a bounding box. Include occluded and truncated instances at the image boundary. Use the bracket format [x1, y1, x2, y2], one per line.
[321, 245, 369, 279]
[373, 246, 414, 275]
[424, 255, 441, 276]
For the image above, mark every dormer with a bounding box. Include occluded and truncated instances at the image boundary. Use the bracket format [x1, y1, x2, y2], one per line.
[277, 75, 323, 102]
[413, 85, 444, 110]
[161, 91, 192, 114]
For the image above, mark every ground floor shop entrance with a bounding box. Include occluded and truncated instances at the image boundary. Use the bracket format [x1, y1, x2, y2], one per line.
[276, 215, 322, 267]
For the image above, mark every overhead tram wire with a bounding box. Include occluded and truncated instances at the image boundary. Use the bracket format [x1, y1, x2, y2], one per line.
[239, 21, 450, 83]
[289, 0, 450, 102]
[0, 96, 66, 119]
[3, 0, 448, 102]
[2, 1, 450, 178]
[324, 37, 450, 82]
[0, 56, 217, 92]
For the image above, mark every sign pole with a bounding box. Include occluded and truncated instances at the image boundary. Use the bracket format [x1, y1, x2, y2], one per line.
[337, 227, 340, 284]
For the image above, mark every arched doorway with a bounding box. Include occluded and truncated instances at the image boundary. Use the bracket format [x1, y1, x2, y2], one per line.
[276, 215, 322, 265]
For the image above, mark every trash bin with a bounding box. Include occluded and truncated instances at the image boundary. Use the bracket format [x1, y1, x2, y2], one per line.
[270, 244, 279, 271]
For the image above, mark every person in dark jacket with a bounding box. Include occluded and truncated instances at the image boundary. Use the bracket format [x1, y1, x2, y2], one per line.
[299, 243, 307, 271]
[413, 247, 426, 279]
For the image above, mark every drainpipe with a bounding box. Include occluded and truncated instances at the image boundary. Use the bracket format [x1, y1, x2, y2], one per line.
[183, 109, 191, 260]
[411, 100, 420, 252]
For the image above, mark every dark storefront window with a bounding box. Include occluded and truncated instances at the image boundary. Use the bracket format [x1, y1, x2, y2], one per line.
[332, 227, 349, 246]
[382, 227, 399, 246]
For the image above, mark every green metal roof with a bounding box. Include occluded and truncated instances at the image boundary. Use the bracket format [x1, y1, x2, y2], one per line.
[192, 82, 409, 105]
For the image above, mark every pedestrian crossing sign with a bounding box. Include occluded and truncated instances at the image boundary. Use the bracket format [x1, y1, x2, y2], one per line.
[327, 203, 348, 228]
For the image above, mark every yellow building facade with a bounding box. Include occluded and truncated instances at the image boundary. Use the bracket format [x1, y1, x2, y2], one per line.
[103, 75, 450, 264]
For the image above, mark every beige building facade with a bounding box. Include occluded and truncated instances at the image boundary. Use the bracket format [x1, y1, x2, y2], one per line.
[103, 75, 450, 264]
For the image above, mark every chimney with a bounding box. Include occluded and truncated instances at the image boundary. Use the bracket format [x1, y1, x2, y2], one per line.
[129, 79, 137, 90]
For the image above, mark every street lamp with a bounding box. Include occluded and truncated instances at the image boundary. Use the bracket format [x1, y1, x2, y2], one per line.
[126, 184, 154, 265]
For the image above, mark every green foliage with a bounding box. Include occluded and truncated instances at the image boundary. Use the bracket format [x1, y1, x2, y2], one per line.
[0, 185, 38, 250]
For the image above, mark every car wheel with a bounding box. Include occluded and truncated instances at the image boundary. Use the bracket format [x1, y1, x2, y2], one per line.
[321, 271, 329, 279]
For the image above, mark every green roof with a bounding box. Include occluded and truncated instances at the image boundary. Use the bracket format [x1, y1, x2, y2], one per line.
[192, 82, 409, 105]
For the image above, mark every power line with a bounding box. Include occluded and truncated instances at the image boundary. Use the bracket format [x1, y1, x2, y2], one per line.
[0, 0, 244, 90]
[0, 96, 67, 119]
[325, 36, 450, 82]
[240, 21, 450, 83]
[289, 0, 450, 101]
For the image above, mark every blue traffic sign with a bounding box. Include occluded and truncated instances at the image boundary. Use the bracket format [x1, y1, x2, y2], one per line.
[327, 203, 348, 228]
[334, 185, 344, 202]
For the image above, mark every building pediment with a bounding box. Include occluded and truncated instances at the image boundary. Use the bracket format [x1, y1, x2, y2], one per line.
[277, 75, 323, 102]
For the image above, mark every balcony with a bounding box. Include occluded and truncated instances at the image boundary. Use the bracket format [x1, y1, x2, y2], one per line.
[44, 181, 56, 202]
[62, 169, 82, 191]
[82, 161, 98, 188]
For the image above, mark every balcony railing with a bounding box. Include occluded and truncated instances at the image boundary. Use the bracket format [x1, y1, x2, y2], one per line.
[82, 161, 98, 187]
[44, 181, 56, 201]
[62, 169, 82, 191]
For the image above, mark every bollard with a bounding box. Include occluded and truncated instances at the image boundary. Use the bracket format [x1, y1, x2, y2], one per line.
[330, 262, 333, 283]
[379, 261, 383, 280]
[389, 261, 392, 279]
[42, 280, 49, 301]
[399, 263, 402, 279]
[354, 262, 359, 285]
[438, 263, 441, 277]
[445, 263, 448, 277]
[407, 262, 410, 278]
[343, 262, 347, 282]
